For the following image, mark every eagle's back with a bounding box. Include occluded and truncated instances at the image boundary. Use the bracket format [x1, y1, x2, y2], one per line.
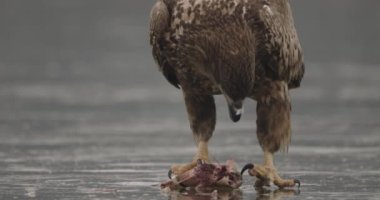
[150, 0, 304, 93]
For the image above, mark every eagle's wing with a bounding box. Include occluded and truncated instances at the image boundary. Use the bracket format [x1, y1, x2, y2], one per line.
[149, 1, 180, 89]
[248, 0, 305, 89]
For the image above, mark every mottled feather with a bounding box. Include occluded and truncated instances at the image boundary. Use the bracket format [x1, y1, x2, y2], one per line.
[149, 0, 304, 152]
[150, 0, 180, 88]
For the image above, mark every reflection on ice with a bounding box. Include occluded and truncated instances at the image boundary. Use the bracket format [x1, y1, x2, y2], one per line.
[254, 188, 299, 200]
[162, 187, 300, 200]
[163, 188, 242, 200]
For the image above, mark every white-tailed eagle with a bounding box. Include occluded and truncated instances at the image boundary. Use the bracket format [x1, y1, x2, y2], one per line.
[150, 0, 304, 188]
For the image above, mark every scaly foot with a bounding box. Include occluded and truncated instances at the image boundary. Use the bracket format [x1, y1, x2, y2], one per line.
[169, 159, 206, 178]
[241, 163, 300, 188]
[169, 141, 209, 178]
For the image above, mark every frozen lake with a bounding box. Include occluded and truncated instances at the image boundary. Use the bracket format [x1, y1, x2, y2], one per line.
[1, 0, 380, 199]
[1, 62, 380, 199]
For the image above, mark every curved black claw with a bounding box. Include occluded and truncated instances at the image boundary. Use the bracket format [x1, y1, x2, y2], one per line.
[241, 163, 254, 175]
[168, 169, 172, 179]
[294, 179, 301, 188]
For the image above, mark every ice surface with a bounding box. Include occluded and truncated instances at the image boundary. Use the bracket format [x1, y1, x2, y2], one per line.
[1, 1, 380, 199]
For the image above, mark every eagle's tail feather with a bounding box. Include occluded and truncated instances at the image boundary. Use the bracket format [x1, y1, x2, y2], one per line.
[227, 101, 243, 123]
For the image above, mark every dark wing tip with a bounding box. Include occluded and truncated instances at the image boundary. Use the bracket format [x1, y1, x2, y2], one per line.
[163, 68, 180, 89]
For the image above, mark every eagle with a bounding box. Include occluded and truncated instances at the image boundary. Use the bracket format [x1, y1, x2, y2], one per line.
[149, 0, 304, 188]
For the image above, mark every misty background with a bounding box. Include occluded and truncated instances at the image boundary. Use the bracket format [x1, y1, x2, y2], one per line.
[1, 0, 379, 84]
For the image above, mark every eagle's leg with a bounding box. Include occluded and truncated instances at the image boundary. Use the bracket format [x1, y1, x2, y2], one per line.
[244, 151, 300, 188]
[242, 80, 300, 188]
[170, 93, 216, 176]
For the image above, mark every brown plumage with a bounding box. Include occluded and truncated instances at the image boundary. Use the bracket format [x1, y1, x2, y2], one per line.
[150, 0, 304, 188]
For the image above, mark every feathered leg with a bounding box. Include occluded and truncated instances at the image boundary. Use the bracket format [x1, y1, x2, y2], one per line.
[170, 92, 216, 176]
[242, 79, 300, 188]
